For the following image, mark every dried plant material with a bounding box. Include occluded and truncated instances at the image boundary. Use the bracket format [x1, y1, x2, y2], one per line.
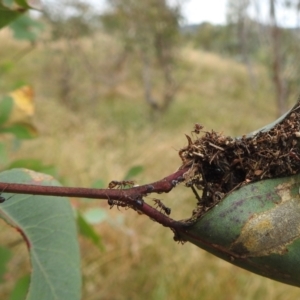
[179, 101, 300, 221]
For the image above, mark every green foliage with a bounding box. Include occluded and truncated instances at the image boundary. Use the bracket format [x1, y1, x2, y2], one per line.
[0, 123, 37, 139]
[124, 165, 144, 180]
[91, 179, 105, 189]
[101, 0, 181, 69]
[0, 93, 40, 172]
[0, 143, 8, 165]
[0, 96, 13, 125]
[77, 212, 105, 251]
[101, 0, 182, 112]
[101, 0, 181, 48]
[0, 89, 81, 299]
[0, 246, 12, 282]
[1, 33, 293, 298]
[0, 2, 26, 29]
[9, 14, 43, 42]
[183, 18, 300, 109]
[2, 1, 300, 298]
[181, 173, 300, 287]
[0, 169, 81, 300]
[6, 159, 57, 177]
[183, 21, 260, 57]
[42, 0, 95, 40]
[0, 0, 41, 38]
[9, 275, 30, 300]
[82, 208, 108, 224]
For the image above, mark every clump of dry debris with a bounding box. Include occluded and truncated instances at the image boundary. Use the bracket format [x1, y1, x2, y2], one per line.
[179, 101, 300, 220]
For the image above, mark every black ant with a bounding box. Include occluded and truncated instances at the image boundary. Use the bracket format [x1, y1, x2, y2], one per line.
[0, 195, 5, 203]
[108, 197, 144, 212]
[0, 185, 14, 203]
[108, 180, 135, 189]
[152, 198, 171, 215]
[107, 198, 129, 210]
[0, 194, 17, 203]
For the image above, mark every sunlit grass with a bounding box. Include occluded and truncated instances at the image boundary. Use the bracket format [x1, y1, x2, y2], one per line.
[1, 30, 300, 299]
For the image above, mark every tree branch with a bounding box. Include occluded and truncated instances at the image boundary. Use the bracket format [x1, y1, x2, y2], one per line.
[0, 166, 191, 230]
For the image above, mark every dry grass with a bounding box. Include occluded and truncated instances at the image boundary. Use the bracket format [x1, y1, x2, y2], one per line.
[1, 30, 300, 299]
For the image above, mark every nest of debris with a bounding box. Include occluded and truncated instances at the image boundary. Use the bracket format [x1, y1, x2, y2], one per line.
[179, 101, 300, 221]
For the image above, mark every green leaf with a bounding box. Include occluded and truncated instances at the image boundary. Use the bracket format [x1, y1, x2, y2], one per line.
[7, 159, 57, 177]
[83, 208, 108, 224]
[91, 179, 105, 189]
[0, 123, 38, 139]
[179, 174, 300, 287]
[2, 0, 13, 6]
[77, 211, 104, 251]
[0, 3, 26, 29]
[2, 0, 32, 9]
[0, 169, 81, 300]
[9, 274, 30, 300]
[0, 246, 12, 283]
[14, 0, 31, 8]
[123, 165, 144, 180]
[9, 14, 43, 42]
[0, 96, 14, 126]
[0, 142, 9, 166]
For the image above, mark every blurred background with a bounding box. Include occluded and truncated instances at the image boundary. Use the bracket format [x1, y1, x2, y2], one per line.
[1, 0, 300, 299]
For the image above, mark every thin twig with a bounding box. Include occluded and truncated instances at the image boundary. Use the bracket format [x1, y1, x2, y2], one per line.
[0, 167, 191, 230]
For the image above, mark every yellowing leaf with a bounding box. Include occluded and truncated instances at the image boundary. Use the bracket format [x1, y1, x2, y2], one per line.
[10, 85, 34, 116]
[6, 86, 34, 125]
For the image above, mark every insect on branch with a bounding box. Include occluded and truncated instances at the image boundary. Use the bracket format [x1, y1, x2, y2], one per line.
[0, 167, 191, 230]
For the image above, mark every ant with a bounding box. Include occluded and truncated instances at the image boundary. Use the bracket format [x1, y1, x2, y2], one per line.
[0, 195, 5, 203]
[0, 185, 14, 203]
[107, 198, 129, 210]
[192, 123, 203, 135]
[108, 180, 135, 189]
[0, 194, 14, 203]
[108, 197, 143, 212]
[152, 198, 171, 215]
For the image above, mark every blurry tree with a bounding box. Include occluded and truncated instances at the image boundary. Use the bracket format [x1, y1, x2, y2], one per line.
[101, 0, 182, 113]
[226, 0, 300, 116]
[227, 0, 250, 58]
[189, 22, 240, 55]
[227, 0, 257, 88]
[261, 0, 300, 115]
[183, 1, 300, 116]
[40, 0, 106, 110]
[42, 0, 95, 39]
[268, 0, 288, 115]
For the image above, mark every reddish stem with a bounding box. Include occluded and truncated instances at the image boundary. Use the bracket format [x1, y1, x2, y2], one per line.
[0, 167, 191, 230]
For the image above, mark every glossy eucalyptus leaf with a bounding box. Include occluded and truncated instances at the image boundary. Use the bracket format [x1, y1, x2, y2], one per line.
[0, 169, 81, 300]
[178, 170, 300, 286]
[175, 98, 300, 287]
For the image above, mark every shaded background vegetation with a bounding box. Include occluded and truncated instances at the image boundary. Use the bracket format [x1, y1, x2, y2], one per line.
[1, 0, 300, 299]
